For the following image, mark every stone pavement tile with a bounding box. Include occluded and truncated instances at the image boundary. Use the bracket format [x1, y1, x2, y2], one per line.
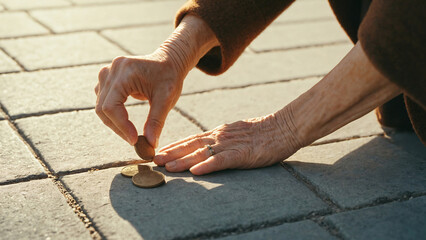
[0, 49, 20, 73]
[1, 64, 102, 118]
[0, 5, 4, 11]
[0, 0, 70, 10]
[218, 220, 335, 240]
[0, 121, 46, 184]
[183, 44, 352, 94]
[101, 24, 173, 55]
[326, 196, 426, 240]
[62, 164, 329, 240]
[15, 105, 201, 173]
[177, 79, 383, 142]
[285, 136, 426, 209]
[0, 179, 91, 239]
[385, 131, 426, 161]
[70, 0, 139, 5]
[0, 32, 126, 70]
[276, 0, 335, 23]
[0, 12, 49, 38]
[30, 1, 184, 33]
[250, 20, 350, 52]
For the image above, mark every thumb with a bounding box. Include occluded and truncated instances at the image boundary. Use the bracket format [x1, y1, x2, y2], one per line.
[143, 99, 170, 149]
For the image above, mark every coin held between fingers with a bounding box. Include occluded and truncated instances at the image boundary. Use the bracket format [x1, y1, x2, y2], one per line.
[134, 135, 155, 160]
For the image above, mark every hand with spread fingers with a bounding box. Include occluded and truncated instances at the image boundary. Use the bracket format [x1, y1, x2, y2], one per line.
[154, 114, 301, 175]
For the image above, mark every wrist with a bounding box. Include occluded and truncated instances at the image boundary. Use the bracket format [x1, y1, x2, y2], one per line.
[157, 15, 218, 76]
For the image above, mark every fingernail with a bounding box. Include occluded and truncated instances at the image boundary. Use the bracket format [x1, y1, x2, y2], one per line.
[166, 161, 176, 169]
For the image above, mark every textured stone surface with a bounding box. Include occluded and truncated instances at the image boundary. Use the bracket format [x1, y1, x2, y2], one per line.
[326, 196, 426, 240]
[250, 20, 350, 52]
[178, 79, 383, 142]
[219, 220, 335, 240]
[0, 64, 108, 118]
[70, 0, 140, 5]
[385, 131, 426, 161]
[0, 121, 46, 184]
[15, 105, 202, 173]
[0, 12, 48, 38]
[275, 0, 335, 23]
[0, 0, 70, 10]
[62, 164, 329, 240]
[0, 49, 20, 73]
[0, 179, 91, 239]
[101, 24, 173, 55]
[285, 136, 426, 209]
[0, 32, 125, 70]
[30, 1, 183, 33]
[183, 44, 352, 94]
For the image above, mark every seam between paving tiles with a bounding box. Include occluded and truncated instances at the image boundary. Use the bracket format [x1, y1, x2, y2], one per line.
[24, 10, 54, 34]
[0, 46, 25, 71]
[251, 40, 351, 54]
[0, 103, 103, 240]
[97, 31, 133, 55]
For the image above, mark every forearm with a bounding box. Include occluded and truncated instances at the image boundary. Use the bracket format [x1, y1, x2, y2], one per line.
[156, 15, 219, 76]
[276, 42, 402, 147]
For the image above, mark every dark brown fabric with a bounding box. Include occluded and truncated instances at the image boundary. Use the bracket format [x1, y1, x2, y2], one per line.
[175, 0, 426, 145]
[175, 0, 294, 75]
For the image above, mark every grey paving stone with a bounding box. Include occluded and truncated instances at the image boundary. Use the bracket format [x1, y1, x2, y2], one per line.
[0, 179, 91, 239]
[0, 0, 70, 10]
[276, 0, 335, 23]
[326, 196, 426, 240]
[182, 44, 352, 94]
[0, 32, 126, 70]
[177, 78, 383, 142]
[30, 1, 184, 33]
[218, 220, 335, 240]
[0, 64, 102, 118]
[101, 24, 173, 55]
[0, 12, 49, 38]
[250, 20, 350, 52]
[70, 0, 139, 5]
[385, 131, 426, 161]
[15, 105, 202, 173]
[0, 49, 20, 73]
[0, 121, 46, 184]
[285, 136, 426, 209]
[62, 164, 329, 240]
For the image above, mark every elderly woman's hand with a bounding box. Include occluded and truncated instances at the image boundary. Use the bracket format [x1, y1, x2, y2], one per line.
[154, 111, 301, 175]
[95, 52, 184, 147]
[95, 15, 218, 147]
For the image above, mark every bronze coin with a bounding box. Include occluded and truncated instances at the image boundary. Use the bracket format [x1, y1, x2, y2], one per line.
[120, 165, 139, 178]
[132, 165, 165, 188]
[134, 135, 155, 161]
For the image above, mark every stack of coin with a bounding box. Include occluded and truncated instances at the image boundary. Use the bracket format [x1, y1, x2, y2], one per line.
[121, 135, 165, 188]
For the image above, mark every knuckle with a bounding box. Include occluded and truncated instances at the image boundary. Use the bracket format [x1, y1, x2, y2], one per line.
[98, 66, 109, 81]
[101, 104, 114, 114]
[95, 105, 103, 115]
[94, 84, 99, 94]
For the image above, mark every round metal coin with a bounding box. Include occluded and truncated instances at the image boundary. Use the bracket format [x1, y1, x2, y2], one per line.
[132, 166, 165, 188]
[134, 135, 155, 161]
[121, 165, 139, 178]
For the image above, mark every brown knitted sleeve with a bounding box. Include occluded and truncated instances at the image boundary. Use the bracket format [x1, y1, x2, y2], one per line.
[175, 0, 294, 75]
[358, 0, 426, 109]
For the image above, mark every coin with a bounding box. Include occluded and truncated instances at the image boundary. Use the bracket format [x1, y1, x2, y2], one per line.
[121, 165, 139, 178]
[132, 165, 165, 188]
[134, 135, 155, 161]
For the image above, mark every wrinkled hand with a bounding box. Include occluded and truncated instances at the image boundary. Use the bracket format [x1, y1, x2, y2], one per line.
[154, 114, 301, 175]
[95, 52, 184, 147]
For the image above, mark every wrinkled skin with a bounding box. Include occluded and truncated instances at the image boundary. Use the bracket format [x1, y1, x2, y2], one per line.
[95, 52, 184, 147]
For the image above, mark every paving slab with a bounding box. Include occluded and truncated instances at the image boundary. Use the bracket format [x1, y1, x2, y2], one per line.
[275, 0, 335, 24]
[30, 1, 183, 33]
[0, 64, 104, 118]
[0, 12, 49, 38]
[250, 20, 349, 52]
[0, 32, 126, 70]
[0, 49, 20, 73]
[101, 24, 173, 55]
[285, 136, 426, 209]
[326, 196, 426, 240]
[0, 179, 91, 239]
[183, 44, 352, 94]
[0, 4, 4, 11]
[178, 79, 383, 143]
[0, 121, 46, 184]
[0, 0, 70, 10]
[15, 105, 201, 173]
[69, 0, 140, 5]
[218, 220, 335, 240]
[62, 164, 329, 240]
[385, 131, 426, 161]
